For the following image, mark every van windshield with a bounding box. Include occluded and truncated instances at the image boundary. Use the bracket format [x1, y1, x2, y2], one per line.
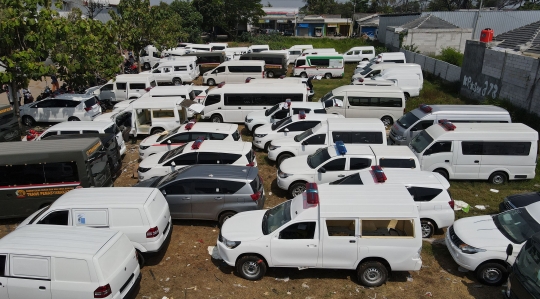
[294, 128, 314, 142]
[157, 127, 181, 142]
[360, 67, 373, 76]
[265, 104, 281, 116]
[159, 144, 187, 163]
[307, 148, 331, 169]
[397, 112, 420, 129]
[320, 91, 333, 102]
[515, 240, 540, 293]
[493, 208, 540, 244]
[262, 200, 292, 235]
[410, 131, 433, 153]
[271, 116, 292, 131]
[87, 149, 109, 186]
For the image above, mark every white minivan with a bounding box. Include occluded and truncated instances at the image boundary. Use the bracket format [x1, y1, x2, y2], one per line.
[322, 85, 405, 126]
[99, 74, 158, 103]
[217, 183, 422, 287]
[352, 63, 421, 85]
[343, 46, 376, 62]
[147, 60, 198, 85]
[203, 60, 265, 85]
[372, 67, 424, 98]
[409, 121, 538, 184]
[18, 187, 171, 259]
[357, 52, 406, 69]
[0, 225, 141, 299]
[389, 104, 512, 145]
[287, 45, 313, 64]
[112, 85, 196, 113]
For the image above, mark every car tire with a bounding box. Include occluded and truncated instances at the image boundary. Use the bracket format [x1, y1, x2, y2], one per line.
[380, 116, 393, 127]
[236, 255, 267, 281]
[143, 62, 150, 70]
[489, 172, 507, 185]
[324, 73, 332, 79]
[277, 153, 292, 166]
[151, 128, 164, 135]
[357, 261, 388, 287]
[207, 79, 216, 86]
[433, 168, 449, 181]
[300, 72, 308, 78]
[421, 220, 435, 238]
[211, 114, 223, 123]
[218, 211, 236, 227]
[173, 78, 182, 86]
[476, 262, 507, 286]
[266, 71, 275, 78]
[68, 117, 80, 122]
[288, 182, 307, 198]
[136, 250, 145, 268]
[22, 116, 35, 127]
[404, 93, 410, 101]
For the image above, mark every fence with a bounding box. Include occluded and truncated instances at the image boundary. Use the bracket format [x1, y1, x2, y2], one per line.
[400, 49, 462, 83]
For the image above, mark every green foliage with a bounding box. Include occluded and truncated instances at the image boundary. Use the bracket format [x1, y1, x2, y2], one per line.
[402, 44, 419, 53]
[375, 45, 388, 55]
[170, 0, 203, 43]
[433, 47, 464, 67]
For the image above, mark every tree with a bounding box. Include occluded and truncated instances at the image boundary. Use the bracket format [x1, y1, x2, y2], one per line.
[170, 0, 203, 43]
[192, 0, 223, 34]
[301, 0, 338, 14]
[50, 9, 122, 90]
[0, 0, 59, 128]
[266, 1, 273, 6]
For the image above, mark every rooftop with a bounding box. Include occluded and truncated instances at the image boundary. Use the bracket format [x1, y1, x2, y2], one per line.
[400, 14, 460, 30]
[493, 20, 540, 56]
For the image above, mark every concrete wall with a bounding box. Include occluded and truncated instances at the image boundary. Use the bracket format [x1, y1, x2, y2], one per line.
[401, 49, 462, 83]
[403, 29, 472, 55]
[460, 40, 540, 115]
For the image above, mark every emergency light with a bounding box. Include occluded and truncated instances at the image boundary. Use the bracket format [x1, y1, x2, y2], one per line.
[371, 166, 387, 183]
[245, 77, 252, 83]
[217, 82, 226, 88]
[335, 141, 347, 155]
[279, 75, 286, 79]
[305, 183, 319, 204]
[419, 104, 432, 113]
[438, 119, 456, 131]
[298, 110, 306, 119]
[191, 137, 204, 149]
[358, 78, 364, 83]
[185, 120, 196, 130]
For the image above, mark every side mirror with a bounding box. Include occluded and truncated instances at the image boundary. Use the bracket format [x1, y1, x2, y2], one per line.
[424, 149, 433, 156]
[506, 244, 514, 257]
[171, 161, 176, 167]
[302, 141, 308, 146]
[318, 167, 326, 173]
[167, 139, 171, 144]
[284, 128, 289, 132]
[410, 127, 418, 132]
[161, 189, 167, 195]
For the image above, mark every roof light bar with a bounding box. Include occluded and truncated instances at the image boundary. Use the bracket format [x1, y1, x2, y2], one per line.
[191, 136, 204, 149]
[217, 82, 226, 88]
[371, 166, 387, 183]
[305, 183, 319, 204]
[438, 119, 456, 131]
[419, 104, 432, 113]
[335, 141, 347, 155]
[298, 110, 306, 119]
[185, 119, 196, 130]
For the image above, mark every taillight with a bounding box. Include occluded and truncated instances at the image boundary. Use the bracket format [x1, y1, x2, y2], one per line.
[262, 71, 265, 78]
[250, 191, 261, 201]
[146, 226, 159, 238]
[94, 284, 112, 298]
[246, 162, 255, 167]
[84, 106, 92, 112]
[448, 199, 455, 209]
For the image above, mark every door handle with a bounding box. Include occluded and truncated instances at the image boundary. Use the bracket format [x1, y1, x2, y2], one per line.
[338, 175, 345, 177]
[214, 197, 223, 200]
[182, 197, 191, 200]
[238, 107, 241, 109]
[349, 240, 356, 243]
[445, 160, 450, 162]
[307, 244, 317, 247]
[474, 160, 479, 163]
[39, 286, 46, 290]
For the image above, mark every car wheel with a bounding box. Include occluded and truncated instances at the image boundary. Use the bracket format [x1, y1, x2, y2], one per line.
[288, 182, 307, 198]
[218, 211, 236, 227]
[207, 79, 216, 86]
[173, 78, 182, 86]
[277, 153, 292, 166]
[357, 261, 388, 287]
[236, 255, 266, 281]
[380, 116, 393, 127]
[68, 117, 80, 121]
[404, 93, 410, 101]
[324, 73, 332, 79]
[266, 71, 275, 78]
[433, 168, 449, 181]
[22, 116, 35, 127]
[476, 263, 507, 286]
[264, 142, 272, 152]
[151, 128, 164, 135]
[300, 72, 308, 78]
[421, 220, 435, 238]
[143, 62, 150, 70]
[136, 250, 145, 268]
[211, 114, 223, 123]
[489, 172, 507, 185]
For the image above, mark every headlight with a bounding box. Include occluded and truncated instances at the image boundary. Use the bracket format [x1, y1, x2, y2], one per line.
[269, 145, 280, 151]
[459, 243, 486, 254]
[278, 170, 292, 178]
[138, 167, 151, 173]
[139, 145, 150, 150]
[396, 135, 406, 141]
[254, 134, 267, 138]
[246, 118, 253, 123]
[222, 236, 241, 249]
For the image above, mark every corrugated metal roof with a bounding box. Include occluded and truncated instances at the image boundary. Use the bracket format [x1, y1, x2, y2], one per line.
[494, 20, 540, 55]
[401, 14, 460, 29]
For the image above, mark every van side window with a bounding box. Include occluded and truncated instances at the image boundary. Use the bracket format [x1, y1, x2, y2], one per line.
[305, 134, 326, 145]
[225, 95, 252, 105]
[0, 255, 6, 277]
[204, 95, 221, 106]
[116, 83, 127, 90]
[326, 219, 356, 236]
[295, 59, 305, 67]
[352, 132, 384, 144]
[130, 83, 146, 90]
[350, 158, 372, 170]
[38, 210, 69, 225]
[153, 109, 174, 118]
[407, 187, 443, 202]
[11, 255, 50, 279]
[321, 158, 346, 171]
[362, 219, 414, 237]
[413, 120, 433, 130]
[427, 141, 452, 154]
[60, 130, 80, 135]
[54, 258, 91, 283]
[279, 222, 316, 239]
[0, 162, 79, 186]
[483, 142, 531, 156]
[101, 84, 113, 91]
[380, 158, 416, 169]
[192, 179, 220, 194]
[174, 66, 187, 72]
[462, 142, 483, 155]
[219, 180, 245, 194]
[362, 50, 374, 54]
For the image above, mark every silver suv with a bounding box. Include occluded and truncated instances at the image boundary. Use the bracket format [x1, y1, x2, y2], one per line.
[134, 164, 265, 225]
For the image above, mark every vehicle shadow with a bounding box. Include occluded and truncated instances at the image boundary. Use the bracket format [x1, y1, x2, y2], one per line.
[270, 178, 288, 199]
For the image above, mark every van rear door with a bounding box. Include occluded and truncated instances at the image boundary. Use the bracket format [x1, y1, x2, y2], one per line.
[144, 192, 171, 243]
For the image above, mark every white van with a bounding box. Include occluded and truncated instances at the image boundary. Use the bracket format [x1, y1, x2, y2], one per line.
[293, 55, 344, 79]
[201, 82, 308, 123]
[302, 48, 338, 56]
[151, 56, 198, 70]
[18, 188, 171, 257]
[217, 183, 422, 287]
[147, 60, 198, 85]
[322, 85, 405, 126]
[329, 168, 454, 238]
[343, 46, 376, 62]
[268, 118, 387, 165]
[287, 45, 313, 64]
[112, 85, 196, 113]
[224, 47, 249, 61]
[352, 63, 421, 82]
[409, 121, 538, 184]
[140, 44, 161, 70]
[185, 44, 213, 53]
[372, 67, 424, 98]
[161, 47, 187, 57]
[209, 42, 228, 50]
[203, 60, 265, 85]
[245, 101, 331, 132]
[358, 52, 407, 69]
[99, 74, 158, 103]
[389, 104, 512, 145]
[248, 45, 270, 53]
[0, 225, 141, 298]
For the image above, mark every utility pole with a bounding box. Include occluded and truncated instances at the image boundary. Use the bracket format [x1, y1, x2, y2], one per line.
[472, 0, 483, 39]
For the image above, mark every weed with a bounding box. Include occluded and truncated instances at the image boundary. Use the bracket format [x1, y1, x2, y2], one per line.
[432, 47, 464, 67]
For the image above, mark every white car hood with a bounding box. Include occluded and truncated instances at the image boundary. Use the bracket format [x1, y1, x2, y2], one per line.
[93, 112, 115, 122]
[279, 155, 312, 174]
[139, 151, 165, 168]
[453, 215, 511, 249]
[246, 110, 267, 120]
[140, 133, 163, 146]
[221, 210, 266, 241]
[271, 135, 301, 147]
[113, 101, 131, 111]
[188, 103, 204, 114]
[255, 123, 273, 135]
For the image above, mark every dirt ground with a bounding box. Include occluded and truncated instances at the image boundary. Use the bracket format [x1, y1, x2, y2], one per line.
[0, 122, 505, 299]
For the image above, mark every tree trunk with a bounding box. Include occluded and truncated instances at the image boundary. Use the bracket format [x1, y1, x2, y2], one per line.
[10, 81, 23, 134]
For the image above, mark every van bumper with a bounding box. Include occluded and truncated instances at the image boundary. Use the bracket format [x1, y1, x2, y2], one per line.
[122, 272, 142, 299]
[145, 217, 173, 253]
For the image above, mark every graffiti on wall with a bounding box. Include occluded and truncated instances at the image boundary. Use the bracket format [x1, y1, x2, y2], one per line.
[462, 75, 499, 98]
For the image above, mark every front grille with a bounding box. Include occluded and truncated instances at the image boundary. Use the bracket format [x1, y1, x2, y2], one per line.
[120, 273, 135, 293]
[448, 225, 464, 247]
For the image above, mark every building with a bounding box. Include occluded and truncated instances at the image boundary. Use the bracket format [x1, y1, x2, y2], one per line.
[323, 16, 353, 37]
[258, 7, 298, 34]
[386, 14, 472, 55]
[296, 15, 325, 37]
[492, 20, 540, 57]
[355, 13, 379, 39]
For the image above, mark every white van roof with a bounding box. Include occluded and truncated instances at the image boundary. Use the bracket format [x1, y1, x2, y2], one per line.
[0, 225, 120, 257]
[183, 140, 251, 154]
[379, 52, 406, 58]
[115, 73, 155, 81]
[45, 120, 113, 131]
[148, 86, 193, 96]
[51, 187, 158, 208]
[178, 122, 238, 132]
[425, 123, 538, 141]
[157, 60, 194, 67]
[331, 84, 404, 94]
[411, 104, 510, 118]
[132, 97, 182, 109]
[368, 144, 417, 159]
[219, 60, 265, 67]
[368, 63, 419, 70]
[290, 45, 313, 49]
[326, 117, 385, 128]
[357, 169, 450, 189]
[208, 82, 307, 95]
